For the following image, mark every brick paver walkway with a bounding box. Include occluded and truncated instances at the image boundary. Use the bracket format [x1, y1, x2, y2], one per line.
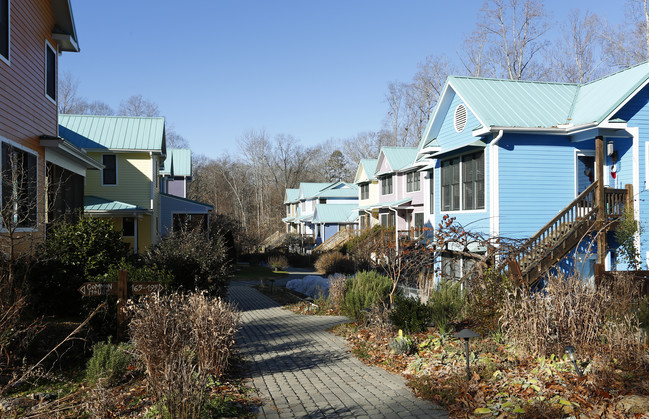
[229, 282, 447, 418]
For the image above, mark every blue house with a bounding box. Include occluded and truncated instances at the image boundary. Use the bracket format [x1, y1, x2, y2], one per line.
[416, 63, 649, 283]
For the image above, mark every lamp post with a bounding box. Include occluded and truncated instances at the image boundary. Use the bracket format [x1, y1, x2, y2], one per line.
[564, 345, 582, 376]
[454, 328, 480, 380]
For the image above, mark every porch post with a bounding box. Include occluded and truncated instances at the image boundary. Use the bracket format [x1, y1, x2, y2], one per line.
[595, 136, 606, 266]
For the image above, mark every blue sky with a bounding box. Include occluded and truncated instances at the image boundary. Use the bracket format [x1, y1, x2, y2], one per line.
[60, 0, 625, 158]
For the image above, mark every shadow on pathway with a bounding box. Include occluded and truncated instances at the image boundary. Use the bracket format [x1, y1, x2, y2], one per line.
[229, 282, 447, 418]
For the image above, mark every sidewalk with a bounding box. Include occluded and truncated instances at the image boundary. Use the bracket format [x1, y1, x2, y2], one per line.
[228, 282, 447, 418]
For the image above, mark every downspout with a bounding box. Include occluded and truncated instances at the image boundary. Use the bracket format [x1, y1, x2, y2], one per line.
[489, 130, 504, 240]
[134, 212, 139, 255]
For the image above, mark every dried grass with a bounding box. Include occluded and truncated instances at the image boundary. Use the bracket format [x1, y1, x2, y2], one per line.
[328, 273, 346, 310]
[500, 273, 647, 366]
[127, 292, 240, 418]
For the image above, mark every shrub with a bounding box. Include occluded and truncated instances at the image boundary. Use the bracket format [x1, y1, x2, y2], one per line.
[465, 269, 512, 333]
[389, 295, 433, 334]
[30, 217, 128, 316]
[267, 255, 289, 271]
[86, 338, 133, 386]
[314, 251, 355, 275]
[145, 227, 233, 296]
[328, 273, 346, 310]
[128, 292, 240, 418]
[428, 280, 464, 331]
[341, 270, 392, 321]
[389, 331, 414, 355]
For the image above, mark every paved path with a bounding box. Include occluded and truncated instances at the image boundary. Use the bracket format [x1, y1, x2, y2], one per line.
[228, 282, 447, 418]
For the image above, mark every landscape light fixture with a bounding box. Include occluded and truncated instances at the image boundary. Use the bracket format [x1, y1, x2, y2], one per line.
[454, 328, 480, 380]
[563, 345, 582, 376]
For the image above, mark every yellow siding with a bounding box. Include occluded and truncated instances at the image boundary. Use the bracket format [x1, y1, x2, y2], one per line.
[85, 152, 153, 209]
[109, 214, 152, 254]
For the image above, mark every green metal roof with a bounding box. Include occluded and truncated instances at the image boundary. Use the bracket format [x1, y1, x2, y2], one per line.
[298, 182, 333, 200]
[440, 62, 649, 130]
[84, 196, 148, 212]
[315, 182, 358, 198]
[380, 147, 418, 172]
[367, 197, 412, 209]
[284, 189, 299, 204]
[162, 148, 191, 177]
[59, 114, 166, 152]
[312, 204, 359, 224]
[359, 159, 378, 180]
[160, 193, 213, 210]
[448, 76, 578, 128]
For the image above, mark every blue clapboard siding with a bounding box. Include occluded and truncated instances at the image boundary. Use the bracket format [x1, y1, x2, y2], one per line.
[160, 194, 212, 236]
[436, 94, 481, 151]
[324, 224, 339, 242]
[616, 85, 649, 264]
[498, 134, 577, 239]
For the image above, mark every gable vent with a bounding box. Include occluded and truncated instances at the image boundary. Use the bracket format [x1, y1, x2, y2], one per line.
[454, 104, 467, 133]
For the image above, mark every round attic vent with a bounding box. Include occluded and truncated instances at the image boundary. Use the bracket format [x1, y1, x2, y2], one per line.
[454, 104, 467, 133]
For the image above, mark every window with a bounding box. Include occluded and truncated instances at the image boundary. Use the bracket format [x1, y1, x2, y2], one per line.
[360, 183, 369, 200]
[406, 171, 420, 192]
[441, 157, 460, 211]
[441, 151, 484, 211]
[414, 213, 424, 230]
[0, 0, 9, 62]
[1, 143, 37, 228]
[462, 152, 485, 210]
[122, 217, 135, 237]
[45, 42, 56, 101]
[381, 175, 393, 195]
[102, 154, 117, 185]
[429, 170, 434, 214]
[319, 198, 326, 204]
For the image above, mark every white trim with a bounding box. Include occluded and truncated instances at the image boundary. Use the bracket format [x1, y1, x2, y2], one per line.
[631, 128, 640, 251]
[645, 141, 649, 191]
[489, 138, 499, 237]
[44, 40, 56, 104]
[101, 153, 118, 186]
[0, 0, 10, 66]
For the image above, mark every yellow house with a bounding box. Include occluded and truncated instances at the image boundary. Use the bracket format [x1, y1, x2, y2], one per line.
[58, 115, 165, 254]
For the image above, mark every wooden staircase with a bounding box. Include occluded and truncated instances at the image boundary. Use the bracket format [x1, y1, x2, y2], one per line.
[313, 228, 361, 252]
[506, 181, 628, 286]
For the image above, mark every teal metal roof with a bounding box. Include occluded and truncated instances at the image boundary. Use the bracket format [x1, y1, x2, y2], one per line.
[380, 147, 418, 172]
[284, 189, 299, 204]
[439, 62, 649, 130]
[59, 114, 166, 152]
[368, 197, 412, 209]
[570, 62, 649, 124]
[162, 148, 191, 177]
[84, 196, 148, 212]
[160, 193, 213, 210]
[316, 182, 358, 198]
[298, 182, 332, 199]
[312, 204, 359, 224]
[448, 76, 577, 128]
[359, 159, 379, 180]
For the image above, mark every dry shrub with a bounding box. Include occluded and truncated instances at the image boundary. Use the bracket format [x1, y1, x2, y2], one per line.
[128, 292, 240, 418]
[267, 255, 288, 271]
[314, 251, 355, 275]
[328, 273, 346, 310]
[501, 273, 647, 365]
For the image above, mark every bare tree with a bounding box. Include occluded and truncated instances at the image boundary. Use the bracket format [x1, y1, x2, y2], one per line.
[550, 9, 605, 83]
[600, 0, 649, 68]
[464, 0, 551, 80]
[118, 94, 160, 117]
[58, 72, 87, 114]
[384, 81, 407, 146]
[85, 100, 114, 116]
[166, 124, 190, 148]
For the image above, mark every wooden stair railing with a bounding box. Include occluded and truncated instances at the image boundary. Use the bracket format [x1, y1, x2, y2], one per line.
[313, 228, 361, 252]
[506, 181, 627, 286]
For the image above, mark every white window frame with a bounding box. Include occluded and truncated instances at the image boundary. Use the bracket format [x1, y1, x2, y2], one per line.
[0, 0, 10, 65]
[101, 154, 118, 186]
[441, 151, 485, 213]
[44, 40, 56, 104]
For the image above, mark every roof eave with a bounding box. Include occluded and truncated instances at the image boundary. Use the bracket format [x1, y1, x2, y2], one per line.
[50, 0, 80, 52]
[40, 136, 103, 169]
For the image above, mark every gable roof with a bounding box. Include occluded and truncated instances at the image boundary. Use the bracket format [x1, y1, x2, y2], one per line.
[312, 204, 359, 224]
[421, 62, 649, 146]
[298, 182, 334, 200]
[162, 148, 191, 177]
[59, 114, 166, 153]
[376, 147, 418, 175]
[355, 159, 379, 183]
[316, 182, 358, 198]
[84, 196, 149, 213]
[284, 189, 299, 204]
